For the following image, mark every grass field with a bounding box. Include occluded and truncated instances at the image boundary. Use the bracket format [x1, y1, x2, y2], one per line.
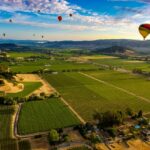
[80, 55, 118, 60]
[9, 59, 99, 73]
[0, 106, 18, 150]
[92, 57, 150, 71]
[43, 72, 150, 121]
[8, 52, 44, 58]
[18, 98, 80, 135]
[7, 82, 42, 97]
[87, 70, 150, 100]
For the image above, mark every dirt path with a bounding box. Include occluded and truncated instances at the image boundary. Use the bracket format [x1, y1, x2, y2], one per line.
[79, 72, 150, 104]
[60, 97, 86, 124]
[41, 78, 86, 124]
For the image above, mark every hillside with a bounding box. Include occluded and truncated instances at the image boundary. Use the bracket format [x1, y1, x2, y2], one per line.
[93, 46, 135, 56]
[0, 39, 150, 53]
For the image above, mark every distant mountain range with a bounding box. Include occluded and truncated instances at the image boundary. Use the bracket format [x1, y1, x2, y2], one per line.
[0, 39, 150, 53]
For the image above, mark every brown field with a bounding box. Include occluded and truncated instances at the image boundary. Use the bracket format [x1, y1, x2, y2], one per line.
[127, 139, 150, 150]
[15, 74, 54, 96]
[0, 74, 54, 96]
[0, 79, 24, 93]
[96, 143, 109, 150]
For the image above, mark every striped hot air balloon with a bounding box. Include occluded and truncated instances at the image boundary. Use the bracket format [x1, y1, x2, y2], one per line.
[139, 24, 150, 40]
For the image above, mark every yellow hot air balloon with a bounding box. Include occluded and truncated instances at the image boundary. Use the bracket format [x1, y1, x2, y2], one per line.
[139, 24, 150, 40]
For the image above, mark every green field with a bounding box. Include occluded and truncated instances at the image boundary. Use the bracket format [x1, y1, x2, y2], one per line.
[18, 98, 80, 135]
[0, 106, 18, 150]
[7, 82, 42, 97]
[8, 59, 99, 73]
[87, 70, 150, 100]
[43, 72, 150, 121]
[92, 57, 150, 71]
[8, 52, 44, 58]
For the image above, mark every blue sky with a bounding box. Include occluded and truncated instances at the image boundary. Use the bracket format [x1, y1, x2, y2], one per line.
[0, 0, 150, 40]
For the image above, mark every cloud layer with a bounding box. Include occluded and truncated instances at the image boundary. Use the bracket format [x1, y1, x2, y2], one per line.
[0, 0, 150, 40]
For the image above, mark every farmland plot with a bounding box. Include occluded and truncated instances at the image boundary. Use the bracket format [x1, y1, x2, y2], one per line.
[18, 98, 80, 135]
[43, 72, 150, 121]
[0, 106, 18, 150]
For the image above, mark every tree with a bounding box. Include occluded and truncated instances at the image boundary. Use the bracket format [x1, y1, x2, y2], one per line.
[138, 110, 143, 118]
[48, 129, 59, 144]
[93, 111, 124, 128]
[125, 107, 133, 117]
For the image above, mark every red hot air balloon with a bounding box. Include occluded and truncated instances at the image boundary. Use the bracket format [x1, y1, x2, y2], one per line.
[58, 16, 62, 22]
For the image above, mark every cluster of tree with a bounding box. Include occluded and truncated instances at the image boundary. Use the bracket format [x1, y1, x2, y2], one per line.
[0, 80, 4, 85]
[76, 109, 145, 141]
[132, 68, 150, 76]
[93, 111, 124, 128]
[76, 123, 102, 143]
[0, 92, 59, 105]
[32, 68, 103, 74]
[0, 64, 15, 80]
[93, 108, 143, 129]
[125, 107, 143, 119]
[48, 129, 69, 145]
[0, 51, 9, 61]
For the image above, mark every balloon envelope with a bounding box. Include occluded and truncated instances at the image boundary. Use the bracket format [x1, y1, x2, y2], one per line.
[69, 14, 73, 17]
[58, 16, 62, 21]
[139, 24, 150, 39]
[9, 19, 12, 23]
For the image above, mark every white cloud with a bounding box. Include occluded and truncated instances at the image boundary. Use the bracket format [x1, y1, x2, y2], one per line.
[0, 0, 150, 40]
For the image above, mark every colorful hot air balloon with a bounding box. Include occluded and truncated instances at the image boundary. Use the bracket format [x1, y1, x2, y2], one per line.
[58, 16, 62, 22]
[139, 24, 150, 40]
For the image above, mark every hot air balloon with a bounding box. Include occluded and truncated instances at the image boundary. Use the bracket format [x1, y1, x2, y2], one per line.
[139, 24, 150, 40]
[69, 14, 73, 17]
[3, 33, 6, 37]
[41, 35, 44, 39]
[58, 16, 62, 22]
[9, 19, 12, 23]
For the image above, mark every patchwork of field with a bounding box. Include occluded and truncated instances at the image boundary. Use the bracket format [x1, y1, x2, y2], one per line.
[43, 71, 150, 121]
[92, 58, 150, 71]
[0, 106, 18, 150]
[8, 59, 99, 73]
[18, 98, 80, 135]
